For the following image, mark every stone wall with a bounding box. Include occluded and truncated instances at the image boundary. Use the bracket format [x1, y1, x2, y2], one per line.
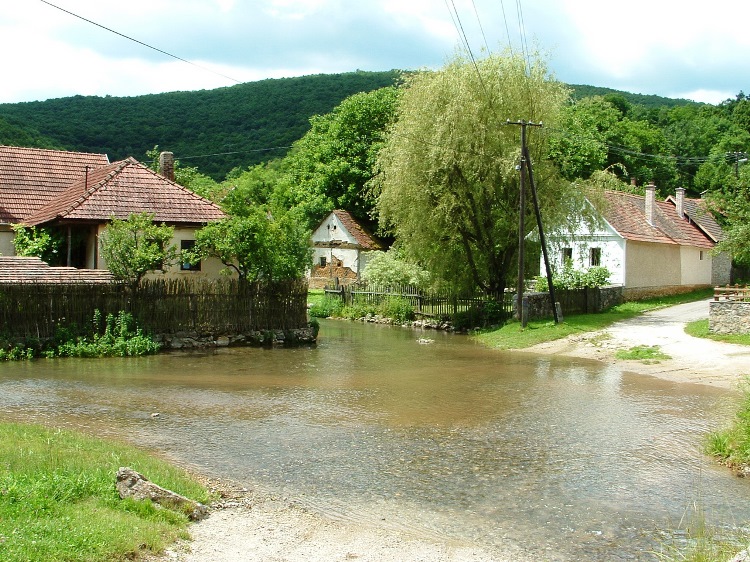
[709, 301, 750, 334]
[519, 285, 623, 321]
[622, 284, 710, 302]
[154, 327, 318, 349]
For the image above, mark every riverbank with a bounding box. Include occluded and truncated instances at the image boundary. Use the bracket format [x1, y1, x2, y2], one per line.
[150, 476, 518, 562]
[518, 299, 750, 390]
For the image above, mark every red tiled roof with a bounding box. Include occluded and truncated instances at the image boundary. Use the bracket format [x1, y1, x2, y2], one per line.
[0, 256, 115, 284]
[331, 210, 384, 250]
[598, 190, 715, 249]
[0, 145, 109, 223]
[24, 157, 225, 226]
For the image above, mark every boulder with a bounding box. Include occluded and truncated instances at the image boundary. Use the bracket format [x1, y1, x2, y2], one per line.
[115, 467, 207, 520]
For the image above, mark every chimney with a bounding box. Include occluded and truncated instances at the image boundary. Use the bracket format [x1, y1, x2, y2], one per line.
[630, 177, 637, 188]
[675, 187, 685, 219]
[159, 151, 175, 181]
[644, 181, 655, 225]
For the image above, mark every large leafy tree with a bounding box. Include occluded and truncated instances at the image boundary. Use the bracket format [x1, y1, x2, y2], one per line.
[192, 208, 311, 281]
[99, 213, 176, 288]
[275, 86, 400, 230]
[373, 52, 580, 297]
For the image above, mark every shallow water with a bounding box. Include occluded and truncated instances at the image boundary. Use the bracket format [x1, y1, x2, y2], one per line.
[1, 319, 747, 560]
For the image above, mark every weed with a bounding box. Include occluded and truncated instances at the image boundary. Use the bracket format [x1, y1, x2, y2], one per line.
[615, 345, 671, 362]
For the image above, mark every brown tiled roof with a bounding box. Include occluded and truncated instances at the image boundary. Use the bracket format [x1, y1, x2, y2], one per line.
[0, 256, 115, 284]
[0, 145, 109, 223]
[597, 191, 715, 249]
[24, 157, 225, 226]
[665, 195, 725, 243]
[331, 210, 383, 250]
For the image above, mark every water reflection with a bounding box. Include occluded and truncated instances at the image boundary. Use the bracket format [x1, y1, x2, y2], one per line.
[0, 319, 746, 560]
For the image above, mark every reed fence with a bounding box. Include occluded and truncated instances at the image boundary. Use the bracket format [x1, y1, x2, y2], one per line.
[0, 278, 309, 339]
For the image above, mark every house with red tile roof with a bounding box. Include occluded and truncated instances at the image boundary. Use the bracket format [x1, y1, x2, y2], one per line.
[309, 209, 385, 288]
[0, 146, 227, 280]
[543, 183, 731, 297]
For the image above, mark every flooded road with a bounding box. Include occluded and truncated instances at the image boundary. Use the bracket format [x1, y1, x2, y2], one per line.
[1, 319, 747, 560]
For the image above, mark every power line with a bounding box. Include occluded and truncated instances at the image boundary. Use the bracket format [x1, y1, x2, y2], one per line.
[39, 0, 243, 85]
[469, 0, 490, 53]
[179, 146, 293, 161]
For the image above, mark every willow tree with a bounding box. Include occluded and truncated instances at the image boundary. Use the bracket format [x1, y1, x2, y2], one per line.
[372, 52, 579, 297]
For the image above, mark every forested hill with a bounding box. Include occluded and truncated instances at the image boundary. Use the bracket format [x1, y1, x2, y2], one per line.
[0, 71, 401, 179]
[0, 70, 696, 180]
[568, 84, 697, 109]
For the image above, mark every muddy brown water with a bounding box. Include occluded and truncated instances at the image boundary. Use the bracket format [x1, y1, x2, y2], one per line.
[1, 319, 749, 560]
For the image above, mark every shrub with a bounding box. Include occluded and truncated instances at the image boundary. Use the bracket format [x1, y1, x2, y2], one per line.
[535, 260, 611, 291]
[452, 299, 507, 331]
[378, 297, 415, 323]
[0, 310, 159, 361]
[308, 295, 344, 318]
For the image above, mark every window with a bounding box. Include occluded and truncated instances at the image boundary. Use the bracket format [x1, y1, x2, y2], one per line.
[319, 256, 327, 268]
[699, 250, 704, 261]
[180, 240, 200, 271]
[561, 247, 573, 263]
[589, 247, 601, 267]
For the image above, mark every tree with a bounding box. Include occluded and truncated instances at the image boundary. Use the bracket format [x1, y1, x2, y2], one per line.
[361, 249, 431, 288]
[11, 225, 64, 264]
[276, 86, 400, 231]
[373, 52, 580, 297]
[99, 213, 176, 287]
[192, 208, 311, 281]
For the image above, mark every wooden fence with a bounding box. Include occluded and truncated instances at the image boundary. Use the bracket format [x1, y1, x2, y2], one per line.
[0, 278, 309, 339]
[714, 284, 750, 302]
[324, 283, 622, 322]
[324, 283, 514, 319]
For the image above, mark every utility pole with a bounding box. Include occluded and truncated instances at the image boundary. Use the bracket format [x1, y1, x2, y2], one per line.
[506, 120, 542, 326]
[506, 119, 559, 325]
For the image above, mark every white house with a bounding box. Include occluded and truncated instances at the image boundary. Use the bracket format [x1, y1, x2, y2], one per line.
[543, 184, 730, 298]
[309, 210, 384, 288]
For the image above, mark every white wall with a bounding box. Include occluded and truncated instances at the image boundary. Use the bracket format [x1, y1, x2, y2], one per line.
[679, 245, 713, 286]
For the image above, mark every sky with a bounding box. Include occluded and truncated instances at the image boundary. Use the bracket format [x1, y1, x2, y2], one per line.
[1, 0, 749, 105]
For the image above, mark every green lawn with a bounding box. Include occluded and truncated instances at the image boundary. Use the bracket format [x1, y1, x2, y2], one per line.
[475, 288, 715, 350]
[0, 422, 211, 562]
[685, 318, 750, 346]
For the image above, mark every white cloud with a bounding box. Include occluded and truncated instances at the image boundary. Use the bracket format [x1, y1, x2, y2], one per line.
[1, 0, 748, 104]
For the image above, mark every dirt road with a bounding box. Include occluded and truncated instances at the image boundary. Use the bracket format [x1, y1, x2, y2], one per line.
[525, 299, 750, 389]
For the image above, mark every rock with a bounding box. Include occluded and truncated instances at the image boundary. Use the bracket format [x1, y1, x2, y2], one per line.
[115, 467, 207, 520]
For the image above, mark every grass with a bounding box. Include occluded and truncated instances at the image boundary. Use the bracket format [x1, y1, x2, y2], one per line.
[685, 319, 750, 347]
[0, 422, 211, 562]
[307, 288, 325, 309]
[615, 345, 671, 363]
[705, 382, 750, 470]
[654, 502, 750, 562]
[475, 288, 714, 350]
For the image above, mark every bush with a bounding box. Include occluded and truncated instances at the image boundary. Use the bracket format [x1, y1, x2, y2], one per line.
[0, 310, 160, 361]
[452, 299, 508, 331]
[378, 297, 415, 323]
[308, 295, 344, 318]
[535, 260, 611, 291]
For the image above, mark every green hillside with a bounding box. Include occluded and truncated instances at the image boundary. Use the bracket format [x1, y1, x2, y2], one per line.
[0, 71, 401, 179]
[0, 71, 698, 181]
[568, 84, 698, 109]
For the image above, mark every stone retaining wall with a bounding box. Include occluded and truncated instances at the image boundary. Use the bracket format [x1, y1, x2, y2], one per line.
[520, 285, 623, 321]
[154, 327, 318, 349]
[709, 301, 750, 334]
